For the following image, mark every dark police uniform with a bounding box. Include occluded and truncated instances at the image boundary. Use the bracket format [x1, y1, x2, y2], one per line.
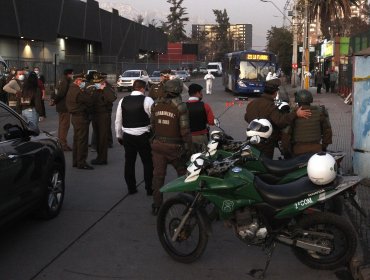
[245, 93, 297, 158]
[150, 79, 191, 214]
[66, 78, 93, 169]
[90, 81, 117, 164]
[148, 81, 166, 101]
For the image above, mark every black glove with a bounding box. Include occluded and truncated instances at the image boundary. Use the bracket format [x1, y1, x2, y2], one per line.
[117, 138, 124, 146]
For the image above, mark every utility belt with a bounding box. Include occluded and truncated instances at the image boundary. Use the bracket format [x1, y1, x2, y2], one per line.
[155, 136, 182, 144]
[71, 112, 87, 116]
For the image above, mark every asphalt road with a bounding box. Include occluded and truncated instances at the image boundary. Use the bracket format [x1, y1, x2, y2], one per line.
[0, 78, 349, 280]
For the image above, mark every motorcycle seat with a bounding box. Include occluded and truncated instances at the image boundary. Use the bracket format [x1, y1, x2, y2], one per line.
[260, 153, 313, 176]
[254, 176, 324, 208]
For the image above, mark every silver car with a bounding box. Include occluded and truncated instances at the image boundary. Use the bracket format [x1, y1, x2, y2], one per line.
[116, 70, 149, 92]
[148, 71, 161, 86]
[175, 70, 190, 82]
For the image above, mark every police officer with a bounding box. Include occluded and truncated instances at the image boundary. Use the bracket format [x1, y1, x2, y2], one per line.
[66, 74, 94, 170]
[51, 68, 74, 151]
[285, 90, 332, 156]
[150, 78, 192, 215]
[186, 83, 215, 153]
[148, 69, 171, 101]
[115, 79, 154, 195]
[244, 78, 311, 158]
[88, 73, 117, 165]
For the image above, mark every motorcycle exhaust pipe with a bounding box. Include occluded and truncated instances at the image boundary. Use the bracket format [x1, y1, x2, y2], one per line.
[277, 235, 331, 254]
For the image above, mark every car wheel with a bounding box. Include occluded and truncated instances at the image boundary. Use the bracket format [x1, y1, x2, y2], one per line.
[37, 162, 65, 219]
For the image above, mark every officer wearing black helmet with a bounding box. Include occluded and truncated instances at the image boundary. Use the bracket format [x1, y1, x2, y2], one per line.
[245, 78, 312, 158]
[282, 89, 332, 156]
[150, 78, 192, 215]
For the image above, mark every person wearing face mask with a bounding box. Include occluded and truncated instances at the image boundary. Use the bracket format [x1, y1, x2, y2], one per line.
[186, 83, 215, 153]
[66, 73, 94, 170]
[3, 69, 25, 113]
[88, 73, 116, 165]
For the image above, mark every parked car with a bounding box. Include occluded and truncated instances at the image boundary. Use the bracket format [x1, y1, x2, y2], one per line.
[116, 70, 149, 92]
[175, 70, 191, 82]
[0, 102, 65, 228]
[148, 70, 161, 86]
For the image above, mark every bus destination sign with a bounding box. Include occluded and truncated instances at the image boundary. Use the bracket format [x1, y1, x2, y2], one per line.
[246, 54, 269, 61]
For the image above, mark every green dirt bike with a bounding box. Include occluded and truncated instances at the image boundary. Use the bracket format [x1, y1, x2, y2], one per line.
[157, 147, 364, 276]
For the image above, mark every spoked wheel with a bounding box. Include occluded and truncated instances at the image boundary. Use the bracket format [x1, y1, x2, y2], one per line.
[293, 213, 357, 270]
[157, 196, 208, 263]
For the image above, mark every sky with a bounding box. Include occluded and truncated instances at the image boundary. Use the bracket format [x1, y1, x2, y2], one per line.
[95, 0, 291, 51]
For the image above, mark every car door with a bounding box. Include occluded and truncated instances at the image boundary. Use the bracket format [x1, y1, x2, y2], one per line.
[0, 106, 43, 220]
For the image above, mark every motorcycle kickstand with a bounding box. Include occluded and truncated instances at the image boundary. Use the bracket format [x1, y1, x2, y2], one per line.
[248, 239, 277, 279]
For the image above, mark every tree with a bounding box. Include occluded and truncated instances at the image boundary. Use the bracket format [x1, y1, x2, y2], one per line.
[299, 0, 361, 39]
[164, 0, 189, 42]
[134, 15, 145, 25]
[266, 26, 293, 76]
[212, 9, 232, 61]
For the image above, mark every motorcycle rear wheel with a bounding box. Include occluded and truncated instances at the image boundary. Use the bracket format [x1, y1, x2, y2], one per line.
[293, 212, 357, 270]
[157, 196, 208, 263]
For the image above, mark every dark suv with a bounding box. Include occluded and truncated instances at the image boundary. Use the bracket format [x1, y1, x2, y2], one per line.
[0, 102, 65, 227]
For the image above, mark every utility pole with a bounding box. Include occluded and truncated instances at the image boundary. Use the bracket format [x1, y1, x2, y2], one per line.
[291, 0, 298, 88]
[301, 0, 310, 89]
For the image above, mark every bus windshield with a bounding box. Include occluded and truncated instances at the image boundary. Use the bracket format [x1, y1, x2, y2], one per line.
[238, 61, 272, 81]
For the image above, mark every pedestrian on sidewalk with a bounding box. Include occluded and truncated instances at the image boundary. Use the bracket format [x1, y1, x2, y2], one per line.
[323, 70, 330, 93]
[204, 71, 215, 94]
[315, 70, 323, 94]
[330, 69, 338, 93]
[115, 79, 154, 195]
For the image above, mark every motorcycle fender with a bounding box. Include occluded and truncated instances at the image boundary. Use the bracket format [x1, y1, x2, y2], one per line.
[160, 175, 198, 193]
[177, 193, 213, 236]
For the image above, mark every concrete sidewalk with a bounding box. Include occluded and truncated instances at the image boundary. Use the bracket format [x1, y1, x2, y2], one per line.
[284, 85, 370, 280]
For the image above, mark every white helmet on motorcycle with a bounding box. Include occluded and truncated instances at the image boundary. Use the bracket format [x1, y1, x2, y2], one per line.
[246, 119, 273, 140]
[307, 152, 337, 185]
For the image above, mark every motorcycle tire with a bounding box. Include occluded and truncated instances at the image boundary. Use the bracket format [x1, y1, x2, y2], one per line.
[293, 212, 357, 270]
[157, 196, 208, 263]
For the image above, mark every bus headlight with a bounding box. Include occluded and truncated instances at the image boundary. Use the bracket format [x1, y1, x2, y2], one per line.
[237, 80, 247, 88]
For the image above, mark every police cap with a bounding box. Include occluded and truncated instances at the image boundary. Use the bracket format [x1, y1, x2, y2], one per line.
[160, 69, 171, 76]
[164, 78, 183, 96]
[72, 73, 85, 80]
[264, 78, 281, 94]
[86, 72, 105, 83]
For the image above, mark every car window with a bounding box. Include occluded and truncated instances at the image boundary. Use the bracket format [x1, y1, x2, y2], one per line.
[0, 107, 25, 142]
[152, 71, 160, 77]
[122, 71, 140, 77]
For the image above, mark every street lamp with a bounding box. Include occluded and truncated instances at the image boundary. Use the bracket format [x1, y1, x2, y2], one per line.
[260, 0, 291, 26]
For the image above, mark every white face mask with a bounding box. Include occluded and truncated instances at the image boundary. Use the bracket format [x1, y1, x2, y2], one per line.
[18, 75, 25, 81]
[34, 70, 40, 75]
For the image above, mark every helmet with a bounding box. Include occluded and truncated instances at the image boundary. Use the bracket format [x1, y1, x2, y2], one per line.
[307, 152, 337, 185]
[164, 78, 183, 96]
[277, 101, 290, 113]
[295, 89, 313, 104]
[246, 119, 272, 139]
[264, 78, 281, 94]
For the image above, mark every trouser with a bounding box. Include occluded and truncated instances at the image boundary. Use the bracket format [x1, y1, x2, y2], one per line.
[330, 81, 336, 93]
[58, 112, 71, 148]
[92, 112, 109, 162]
[22, 107, 39, 127]
[151, 140, 187, 207]
[107, 111, 113, 146]
[191, 134, 208, 154]
[324, 80, 330, 92]
[293, 143, 322, 156]
[316, 83, 322, 94]
[71, 114, 89, 167]
[206, 80, 213, 94]
[122, 132, 153, 192]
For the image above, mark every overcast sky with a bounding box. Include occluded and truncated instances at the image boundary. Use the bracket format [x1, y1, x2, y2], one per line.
[96, 0, 290, 51]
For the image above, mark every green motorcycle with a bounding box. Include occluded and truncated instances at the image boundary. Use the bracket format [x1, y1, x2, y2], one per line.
[157, 149, 363, 273]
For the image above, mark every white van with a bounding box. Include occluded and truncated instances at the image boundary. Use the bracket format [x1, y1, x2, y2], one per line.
[207, 62, 222, 76]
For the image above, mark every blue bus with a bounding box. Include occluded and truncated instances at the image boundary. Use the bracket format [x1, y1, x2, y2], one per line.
[222, 50, 277, 95]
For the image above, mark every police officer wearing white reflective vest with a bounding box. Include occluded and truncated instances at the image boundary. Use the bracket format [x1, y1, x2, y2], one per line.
[115, 79, 154, 195]
[150, 78, 192, 215]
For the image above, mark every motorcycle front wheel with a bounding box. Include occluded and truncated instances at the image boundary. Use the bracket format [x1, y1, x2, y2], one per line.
[157, 196, 208, 263]
[293, 212, 357, 270]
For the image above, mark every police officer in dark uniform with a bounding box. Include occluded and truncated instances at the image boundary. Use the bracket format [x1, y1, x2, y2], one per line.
[284, 90, 332, 156]
[245, 78, 311, 158]
[148, 69, 171, 101]
[150, 78, 192, 215]
[51, 68, 74, 151]
[88, 73, 117, 165]
[66, 74, 94, 170]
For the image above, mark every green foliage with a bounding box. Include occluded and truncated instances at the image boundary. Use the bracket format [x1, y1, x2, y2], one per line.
[164, 0, 189, 42]
[266, 26, 293, 75]
[212, 9, 232, 61]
